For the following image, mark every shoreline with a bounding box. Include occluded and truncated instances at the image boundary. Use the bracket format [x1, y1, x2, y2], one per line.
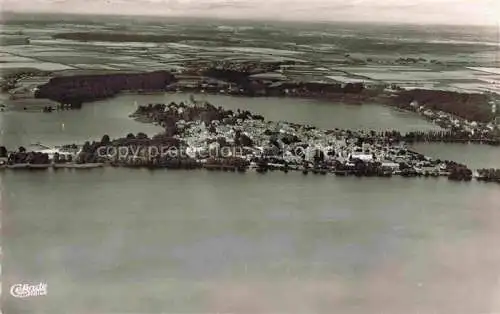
[1, 162, 499, 184]
[3, 64, 497, 123]
[2, 62, 499, 185]
[2, 98, 499, 184]
[5, 89, 500, 147]
[3, 70, 498, 147]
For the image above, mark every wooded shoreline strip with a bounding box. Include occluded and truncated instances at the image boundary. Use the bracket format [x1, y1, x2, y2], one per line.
[24, 67, 496, 123]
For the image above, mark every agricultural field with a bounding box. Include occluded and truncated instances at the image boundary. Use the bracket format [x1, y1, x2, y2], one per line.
[1, 14, 499, 94]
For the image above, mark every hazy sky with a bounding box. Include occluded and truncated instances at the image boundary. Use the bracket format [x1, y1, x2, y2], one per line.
[2, 0, 499, 25]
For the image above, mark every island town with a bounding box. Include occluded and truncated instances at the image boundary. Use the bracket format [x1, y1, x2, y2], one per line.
[1, 98, 499, 184]
[1, 59, 500, 184]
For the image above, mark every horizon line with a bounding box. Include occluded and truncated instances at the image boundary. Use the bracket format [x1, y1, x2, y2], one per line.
[1, 10, 498, 28]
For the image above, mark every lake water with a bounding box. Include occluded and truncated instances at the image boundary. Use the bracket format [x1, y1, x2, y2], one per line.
[0, 95, 163, 149]
[411, 142, 500, 169]
[1, 92, 441, 149]
[2, 93, 500, 314]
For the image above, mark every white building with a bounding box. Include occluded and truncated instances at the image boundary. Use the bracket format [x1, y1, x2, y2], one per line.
[381, 162, 400, 170]
[350, 153, 373, 162]
[27, 143, 75, 160]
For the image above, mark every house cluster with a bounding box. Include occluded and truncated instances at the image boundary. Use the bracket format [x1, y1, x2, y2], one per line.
[141, 101, 464, 177]
[409, 100, 499, 139]
[166, 75, 235, 93]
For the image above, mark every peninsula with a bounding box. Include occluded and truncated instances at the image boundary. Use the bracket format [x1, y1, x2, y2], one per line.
[1, 99, 499, 184]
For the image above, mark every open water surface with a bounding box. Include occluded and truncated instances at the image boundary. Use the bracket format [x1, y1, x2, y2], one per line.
[2, 170, 500, 314]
